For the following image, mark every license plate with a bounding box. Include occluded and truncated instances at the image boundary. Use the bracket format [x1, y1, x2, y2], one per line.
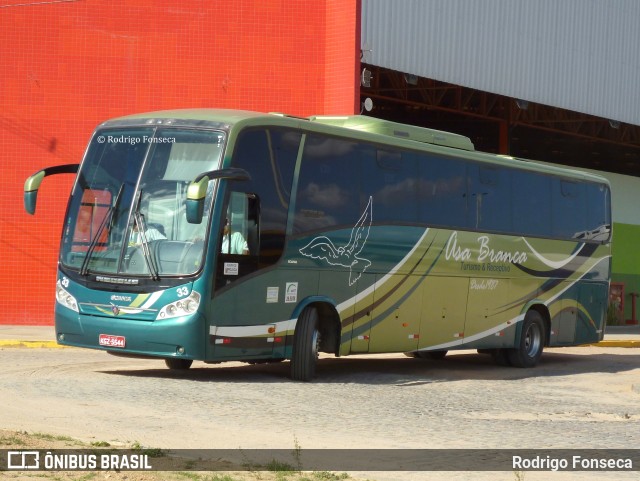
[99, 334, 126, 348]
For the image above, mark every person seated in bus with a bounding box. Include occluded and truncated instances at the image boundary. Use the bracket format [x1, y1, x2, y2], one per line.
[129, 221, 166, 246]
[221, 218, 249, 255]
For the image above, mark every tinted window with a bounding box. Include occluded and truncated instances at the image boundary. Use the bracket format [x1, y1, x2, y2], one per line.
[417, 154, 469, 229]
[362, 150, 418, 223]
[586, 183, 611, 234]
[291, 131, 610, 243]
[230, 128, 301, 262]
[512, 170, 552, 238]
[469, 165, 512, 232]
[294, 134, 372, 234]
[552, 179, 587, 239]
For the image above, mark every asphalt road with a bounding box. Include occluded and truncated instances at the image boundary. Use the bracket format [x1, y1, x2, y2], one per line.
[1, 346, 638, 480]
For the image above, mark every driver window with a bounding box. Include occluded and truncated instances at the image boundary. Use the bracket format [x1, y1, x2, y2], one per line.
[221, 192, 253, 255]
[216, 191, 260, 290]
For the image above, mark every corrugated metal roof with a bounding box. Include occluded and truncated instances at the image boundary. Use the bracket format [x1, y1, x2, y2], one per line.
[362, 0, 640, 126]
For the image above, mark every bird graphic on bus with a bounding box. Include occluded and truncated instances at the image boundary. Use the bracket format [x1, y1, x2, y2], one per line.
[299, 196, 373, 286]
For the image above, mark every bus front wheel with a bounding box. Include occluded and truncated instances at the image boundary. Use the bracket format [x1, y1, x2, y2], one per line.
[507, 310, 545, 368]
[290, 307, 320, 382]
[165, 358, 193, 370]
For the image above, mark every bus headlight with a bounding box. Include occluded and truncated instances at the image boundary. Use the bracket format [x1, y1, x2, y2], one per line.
[157, 290, 201, 320]
[55, 280, 79, 312]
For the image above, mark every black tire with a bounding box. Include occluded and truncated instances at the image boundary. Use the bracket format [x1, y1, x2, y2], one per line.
[491, 348, 512, 366]
[290, 307, 320, 382]
[507, 310, 546, 368]
[413, 350, 448, 360]
[164, 358, 193, 370]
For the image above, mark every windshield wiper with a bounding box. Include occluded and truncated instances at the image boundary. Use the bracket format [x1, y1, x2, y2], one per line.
[80, 184, 124, 276]
[133, 210, 160, 281]
[131, 189, 160, 281]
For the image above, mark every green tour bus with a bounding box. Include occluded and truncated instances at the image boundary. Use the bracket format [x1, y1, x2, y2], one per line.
[24, 109, 612, 381]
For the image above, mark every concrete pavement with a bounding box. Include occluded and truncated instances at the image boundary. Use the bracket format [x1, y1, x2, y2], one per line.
[0, 324, 638, 348]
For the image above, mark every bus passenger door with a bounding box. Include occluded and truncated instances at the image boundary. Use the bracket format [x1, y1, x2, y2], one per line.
[418, 276, 468, 350]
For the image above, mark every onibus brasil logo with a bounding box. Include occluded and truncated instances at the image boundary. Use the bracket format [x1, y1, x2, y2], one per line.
[6, 450, 152, 470]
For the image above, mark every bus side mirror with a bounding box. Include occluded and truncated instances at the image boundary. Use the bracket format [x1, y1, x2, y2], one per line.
[24, 164, 79, 215]
[24, 171, 46, 215]
[186, 168, 251, 224]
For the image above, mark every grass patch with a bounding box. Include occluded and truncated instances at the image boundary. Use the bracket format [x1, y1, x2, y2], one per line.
[311, 473, 350, 481]
[90, 440, 111, 447]
[31, 432, 79, 443]
[130, 441, 166, 457]
[176, 474, 241, 481]
[0, 433, 25, 446]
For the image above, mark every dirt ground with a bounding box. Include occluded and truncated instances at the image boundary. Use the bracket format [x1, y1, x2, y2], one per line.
[1, 346, 638, 481]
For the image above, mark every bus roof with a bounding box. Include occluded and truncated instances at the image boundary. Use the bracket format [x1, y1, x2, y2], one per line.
[99, 108, 609, 187]
[101, 108, 269, 127]
[308, 115, 475, 151]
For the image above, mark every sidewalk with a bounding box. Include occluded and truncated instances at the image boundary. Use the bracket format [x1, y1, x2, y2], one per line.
[0, 324, 638, 348]
[597, 324, 640, 347]
[0, 325, 59, 348]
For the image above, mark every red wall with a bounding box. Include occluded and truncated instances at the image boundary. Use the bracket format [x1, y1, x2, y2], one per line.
[0, 0, 359, 325]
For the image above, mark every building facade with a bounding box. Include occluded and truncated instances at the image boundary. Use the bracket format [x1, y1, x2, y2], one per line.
[2, 0, 639, 325]
[0, 0, 359, 324]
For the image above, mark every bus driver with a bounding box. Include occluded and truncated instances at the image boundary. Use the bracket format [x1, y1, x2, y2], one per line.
[221, 218, 249, 255]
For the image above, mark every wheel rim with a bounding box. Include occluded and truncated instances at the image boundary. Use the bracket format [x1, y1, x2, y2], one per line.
[524, 323, 542, 357]
[311, 328, 320, 359]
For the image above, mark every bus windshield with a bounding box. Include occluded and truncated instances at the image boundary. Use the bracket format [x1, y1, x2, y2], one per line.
[61, 127, 225, 278]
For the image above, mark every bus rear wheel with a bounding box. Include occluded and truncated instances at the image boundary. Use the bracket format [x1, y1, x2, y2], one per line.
[507, 310, 545, 368]
[290, 307, 320, 382]
[164, 358, 193, 370]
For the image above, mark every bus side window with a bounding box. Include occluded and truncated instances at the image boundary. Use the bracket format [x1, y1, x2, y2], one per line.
[221, 192, 258, 256]
[362, 149, 418, 224]
[294, 134, 365, 234]
[418, 154, 469, 229]
[229, 128, 299, 263]
[512, 171, 551, 238]
[215, 192, 261, 290]
[584, 183, 611, 241]
[552, 179, 587, 239]
[469, 165, 511, 232]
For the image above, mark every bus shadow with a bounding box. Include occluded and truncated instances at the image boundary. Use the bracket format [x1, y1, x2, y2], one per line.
[313, 351, 640, 384]
[99, 349, 640, 385]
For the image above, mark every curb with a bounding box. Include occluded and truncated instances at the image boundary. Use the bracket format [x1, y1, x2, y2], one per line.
[0, 340, 68, 349]
[590, 340, 640, 348]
